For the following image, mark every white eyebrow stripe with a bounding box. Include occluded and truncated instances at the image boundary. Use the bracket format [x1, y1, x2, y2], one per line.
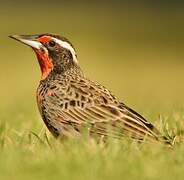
[52, 37, 78, 64]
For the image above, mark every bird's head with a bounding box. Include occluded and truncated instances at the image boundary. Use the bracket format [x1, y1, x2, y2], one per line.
[9, 34, 78, 79]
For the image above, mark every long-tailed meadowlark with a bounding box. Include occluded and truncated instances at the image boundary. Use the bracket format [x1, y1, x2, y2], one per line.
[10, 34, 170, 144]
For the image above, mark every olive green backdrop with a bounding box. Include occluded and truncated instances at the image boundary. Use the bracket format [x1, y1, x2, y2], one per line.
[1, 1, 184, 127]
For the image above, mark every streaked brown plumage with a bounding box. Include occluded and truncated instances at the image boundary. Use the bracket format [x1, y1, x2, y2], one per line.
[10, 34, 171, 145]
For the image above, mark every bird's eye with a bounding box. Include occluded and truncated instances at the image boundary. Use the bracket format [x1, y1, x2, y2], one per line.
[48, 40, 56, 47]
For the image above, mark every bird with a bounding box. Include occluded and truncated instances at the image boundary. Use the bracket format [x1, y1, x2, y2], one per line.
[9, 34, 171, 145]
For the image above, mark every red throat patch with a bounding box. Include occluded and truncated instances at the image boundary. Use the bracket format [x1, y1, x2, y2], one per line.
[34, 49, 53, 80]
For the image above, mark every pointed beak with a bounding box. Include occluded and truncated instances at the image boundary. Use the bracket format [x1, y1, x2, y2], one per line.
[9, 34, 43, 50]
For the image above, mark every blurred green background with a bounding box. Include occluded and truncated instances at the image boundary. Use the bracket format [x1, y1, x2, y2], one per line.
[1, 1, 184, 180]
[1, 0, 184, 131]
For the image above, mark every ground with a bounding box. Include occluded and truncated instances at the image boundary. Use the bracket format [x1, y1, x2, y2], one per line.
[0, 110, 184, 180]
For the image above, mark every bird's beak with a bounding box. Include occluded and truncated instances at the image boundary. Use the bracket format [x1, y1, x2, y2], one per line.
[9, 34, 42, 50]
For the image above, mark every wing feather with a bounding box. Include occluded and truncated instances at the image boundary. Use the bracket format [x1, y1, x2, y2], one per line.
[45, 78, 170, 144]
[57, 105, 161, 142]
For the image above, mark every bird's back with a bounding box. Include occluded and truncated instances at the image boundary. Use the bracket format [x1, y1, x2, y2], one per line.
[37, 69, 170, 144]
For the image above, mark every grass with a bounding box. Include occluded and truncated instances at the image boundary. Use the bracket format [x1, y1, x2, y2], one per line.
[1, 2, 184, 180]
[1, 65, 184, 180]
[0, 116, 184, 180]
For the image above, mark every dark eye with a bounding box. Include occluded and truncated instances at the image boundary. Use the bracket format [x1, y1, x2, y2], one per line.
[48, 40, 56, 47]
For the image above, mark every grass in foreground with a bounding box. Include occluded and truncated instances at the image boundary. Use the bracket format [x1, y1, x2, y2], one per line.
[0, 115, 184, 180]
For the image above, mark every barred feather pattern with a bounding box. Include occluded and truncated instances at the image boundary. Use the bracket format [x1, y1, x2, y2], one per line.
[37, 67, 169, 144]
